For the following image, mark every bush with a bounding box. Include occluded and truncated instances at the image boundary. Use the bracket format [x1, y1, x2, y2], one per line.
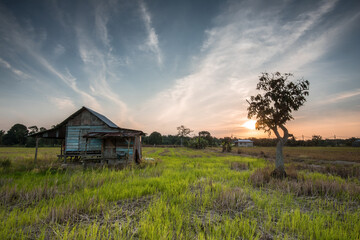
[187, 138, 208, 149]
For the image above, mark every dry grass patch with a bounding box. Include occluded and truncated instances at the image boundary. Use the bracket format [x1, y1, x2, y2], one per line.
[249, 166, 360, 200]
[230, 162, 249, 171]
[47, 196, 104, 224]
[213, 188, 253, 216]
[294, 163, 360, 180]
[0, 183, 59, 208]
[232, 147, 360, 163]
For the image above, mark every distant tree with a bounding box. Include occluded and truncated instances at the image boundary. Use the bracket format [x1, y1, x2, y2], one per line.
[0, 130, 4, 145]
[222, 137, 232, 152]
[177, 125, 193, 146]
[3, 123, 28, 145]
[311, 135, 322, 146]
[198, 131, 213, 146]
[345, 137, 358, 147]
[286, 134, 297, 147]
[162, 135, 182, 145]
[28, 126, 39, 134]
[247, 72, 309, 178]
[188, 137, 208, 149]
[148, 131, 162, 145]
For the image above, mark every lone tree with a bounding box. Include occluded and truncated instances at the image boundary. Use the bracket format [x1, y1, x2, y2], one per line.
[177, 125, 193, 146]
[247, 72, 309, 178]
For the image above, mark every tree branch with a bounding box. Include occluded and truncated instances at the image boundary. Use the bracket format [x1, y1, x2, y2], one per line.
[279, 124, 289, 144]
[272, 126, 281, 139]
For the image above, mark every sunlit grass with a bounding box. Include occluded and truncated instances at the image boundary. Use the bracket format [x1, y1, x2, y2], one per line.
[0, 147, 359, 239]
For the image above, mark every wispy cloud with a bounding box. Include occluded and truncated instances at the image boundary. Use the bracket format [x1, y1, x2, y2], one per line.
[325, 89, 360, 104]
[139, 0, 343, 136]
[0, 57, 30, 79]
[138, 0, 162, 67]
[0, 4, 100, 109]
[94, 1, 111, 48]
[74, 2, 136, 126]
[54, 44, 65, 57]
[50, 97, 75, 110]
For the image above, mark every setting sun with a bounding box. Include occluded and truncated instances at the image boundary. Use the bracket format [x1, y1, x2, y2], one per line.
[242, 120, 257, 130]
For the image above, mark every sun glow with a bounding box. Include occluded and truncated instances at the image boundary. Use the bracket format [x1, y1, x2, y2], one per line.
[242, 120, 257, 130]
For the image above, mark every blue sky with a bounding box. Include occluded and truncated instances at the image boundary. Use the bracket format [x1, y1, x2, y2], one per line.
[0, 0, 359, 138]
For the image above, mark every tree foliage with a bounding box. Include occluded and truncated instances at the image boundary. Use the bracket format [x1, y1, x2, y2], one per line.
[188, 138, 208, 149]
[247, 72, 309, 134]
[198, 131, 214, 146]
[247, 72, 309, 177]
[177, 125, 193, 137]
[2, 124, 28, 145]
[177, 125, 193, 146]
[148, 131, 162, 145]
[221, 137, 232, 152]
[0, 130, 4, 145]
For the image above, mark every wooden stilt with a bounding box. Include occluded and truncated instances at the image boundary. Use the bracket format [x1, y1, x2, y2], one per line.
[101, 139, 104, 160]
[85, 138, 88, 157]
[62, 138, 67, 163]
[127, 137, 130, 165]
[59, 139, 63, 161]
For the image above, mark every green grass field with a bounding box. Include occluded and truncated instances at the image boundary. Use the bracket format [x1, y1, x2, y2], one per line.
[0, 147, 359, 239]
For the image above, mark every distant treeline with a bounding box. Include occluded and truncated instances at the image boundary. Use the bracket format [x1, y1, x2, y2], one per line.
[0, 123, 359, 148]
[143, 132, 359, 148]
[0, 123, 60, 147]
[249, 136, 359, 147]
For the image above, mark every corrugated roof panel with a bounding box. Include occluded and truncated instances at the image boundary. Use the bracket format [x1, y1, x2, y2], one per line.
[234, 139, 253, 143]
[85, 107, 119, 128]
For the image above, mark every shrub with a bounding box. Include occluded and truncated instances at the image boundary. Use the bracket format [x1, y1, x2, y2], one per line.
[188, 138, 208, 149]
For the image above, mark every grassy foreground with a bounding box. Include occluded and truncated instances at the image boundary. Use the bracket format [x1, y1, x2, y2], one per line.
[0, 147, 359, 239]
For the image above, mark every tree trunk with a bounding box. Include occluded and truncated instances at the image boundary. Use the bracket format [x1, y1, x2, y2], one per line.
[271, 125, 289, 178]
[275, 140, 284, 170]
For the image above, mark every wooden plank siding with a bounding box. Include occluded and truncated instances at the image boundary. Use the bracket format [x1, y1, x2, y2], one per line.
[65, 126, 118, 152]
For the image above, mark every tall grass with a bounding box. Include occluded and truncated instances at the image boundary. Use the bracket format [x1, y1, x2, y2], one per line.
[0, 147, 359, 239]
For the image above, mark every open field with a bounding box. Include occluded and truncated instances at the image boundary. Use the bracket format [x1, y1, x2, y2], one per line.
[0, 147, 360, 239]
[229, 146, 360, 163]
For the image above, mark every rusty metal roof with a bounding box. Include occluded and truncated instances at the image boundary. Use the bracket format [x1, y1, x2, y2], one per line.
[83, 131, 143, 138]
[28, 106, 145, 138]
[85, 107, 119, 128]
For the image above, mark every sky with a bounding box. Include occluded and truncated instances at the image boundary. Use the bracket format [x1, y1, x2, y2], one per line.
[0, 0, 359, 139]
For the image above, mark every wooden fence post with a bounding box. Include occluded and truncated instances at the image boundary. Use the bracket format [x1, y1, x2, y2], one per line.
[34, 138, 39, 165]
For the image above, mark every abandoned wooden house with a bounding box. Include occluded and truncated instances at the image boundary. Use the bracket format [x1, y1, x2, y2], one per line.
[30, 106, 145, 165]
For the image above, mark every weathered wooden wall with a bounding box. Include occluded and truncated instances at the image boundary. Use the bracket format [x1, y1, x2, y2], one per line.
[65, 110, 115, 152]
